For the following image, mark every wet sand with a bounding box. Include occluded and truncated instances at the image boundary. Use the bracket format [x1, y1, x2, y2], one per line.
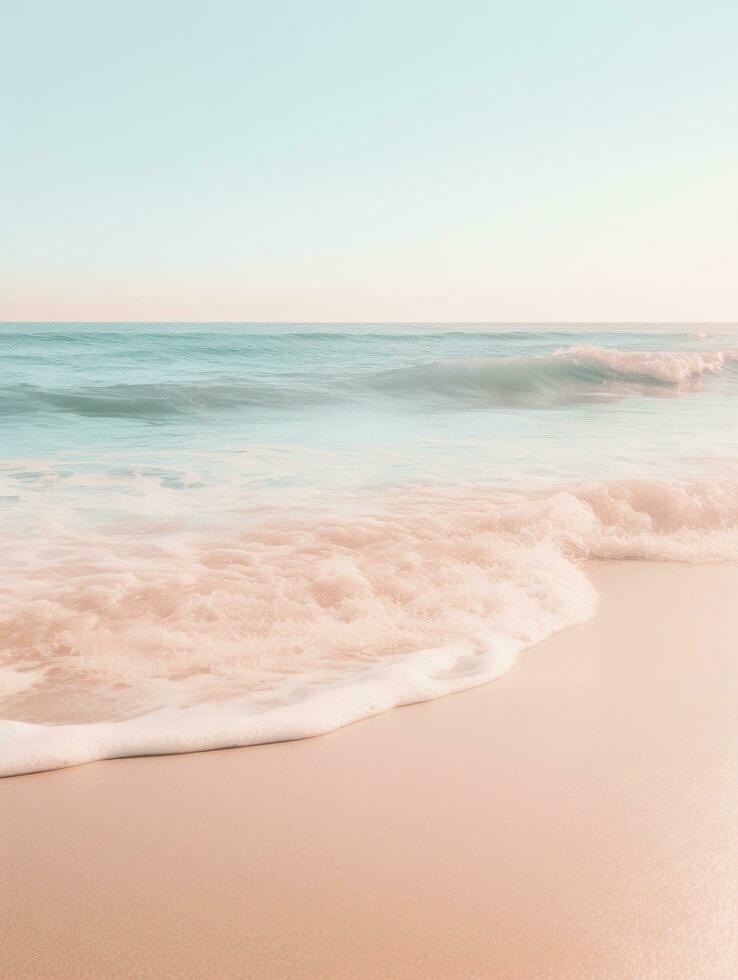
[3, 562, 737, 979]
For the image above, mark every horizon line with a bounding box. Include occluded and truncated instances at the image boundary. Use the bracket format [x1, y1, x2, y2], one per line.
[2, 320, 737, 327]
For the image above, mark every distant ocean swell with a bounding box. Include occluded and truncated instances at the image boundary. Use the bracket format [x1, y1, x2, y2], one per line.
[2, 345, 737, 420]
[2, 477, 737, 776]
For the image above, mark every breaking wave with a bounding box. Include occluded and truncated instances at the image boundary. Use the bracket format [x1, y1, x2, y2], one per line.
[2, 346, 737, 420]
[371, 346, 738, 406]
[2, 477, 737, 776]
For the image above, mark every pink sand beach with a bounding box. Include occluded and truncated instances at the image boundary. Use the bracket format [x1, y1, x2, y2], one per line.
[4, 562, 737, 979]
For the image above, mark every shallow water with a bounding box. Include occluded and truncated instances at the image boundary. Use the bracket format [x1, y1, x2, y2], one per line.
[2, 323, 737, 774]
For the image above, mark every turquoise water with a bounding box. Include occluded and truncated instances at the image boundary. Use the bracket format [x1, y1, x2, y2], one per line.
[3, 322, 738, 488]
[2, 324, 738, 775]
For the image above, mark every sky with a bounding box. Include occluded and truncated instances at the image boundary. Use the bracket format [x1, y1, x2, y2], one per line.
[2, 1, 737, 322]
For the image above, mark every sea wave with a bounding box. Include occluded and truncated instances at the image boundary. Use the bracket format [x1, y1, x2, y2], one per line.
[1, 346, 737, 420]
[2, 477, 737, 776]
[371, 345, 738, 406]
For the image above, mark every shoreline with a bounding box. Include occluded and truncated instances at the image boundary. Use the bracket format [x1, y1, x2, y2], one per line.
[3, 561, 738, 978]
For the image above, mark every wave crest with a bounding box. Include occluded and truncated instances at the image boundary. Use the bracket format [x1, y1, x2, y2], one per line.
[558, 345, 738, 382]
[371, 345, 738, 406]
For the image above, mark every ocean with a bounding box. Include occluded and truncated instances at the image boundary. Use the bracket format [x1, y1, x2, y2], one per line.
[2, 322, 738, 775]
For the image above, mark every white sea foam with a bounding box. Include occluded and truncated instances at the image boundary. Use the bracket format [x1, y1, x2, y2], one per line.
[2, 478, 737, 776]
[558, 345, 738, 383]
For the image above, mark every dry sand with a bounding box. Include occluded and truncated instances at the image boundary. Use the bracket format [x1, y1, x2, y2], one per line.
[3, 561, 738, 979]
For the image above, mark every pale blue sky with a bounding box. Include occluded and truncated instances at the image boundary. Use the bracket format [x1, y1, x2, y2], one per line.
[2, 1, 737, 321]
